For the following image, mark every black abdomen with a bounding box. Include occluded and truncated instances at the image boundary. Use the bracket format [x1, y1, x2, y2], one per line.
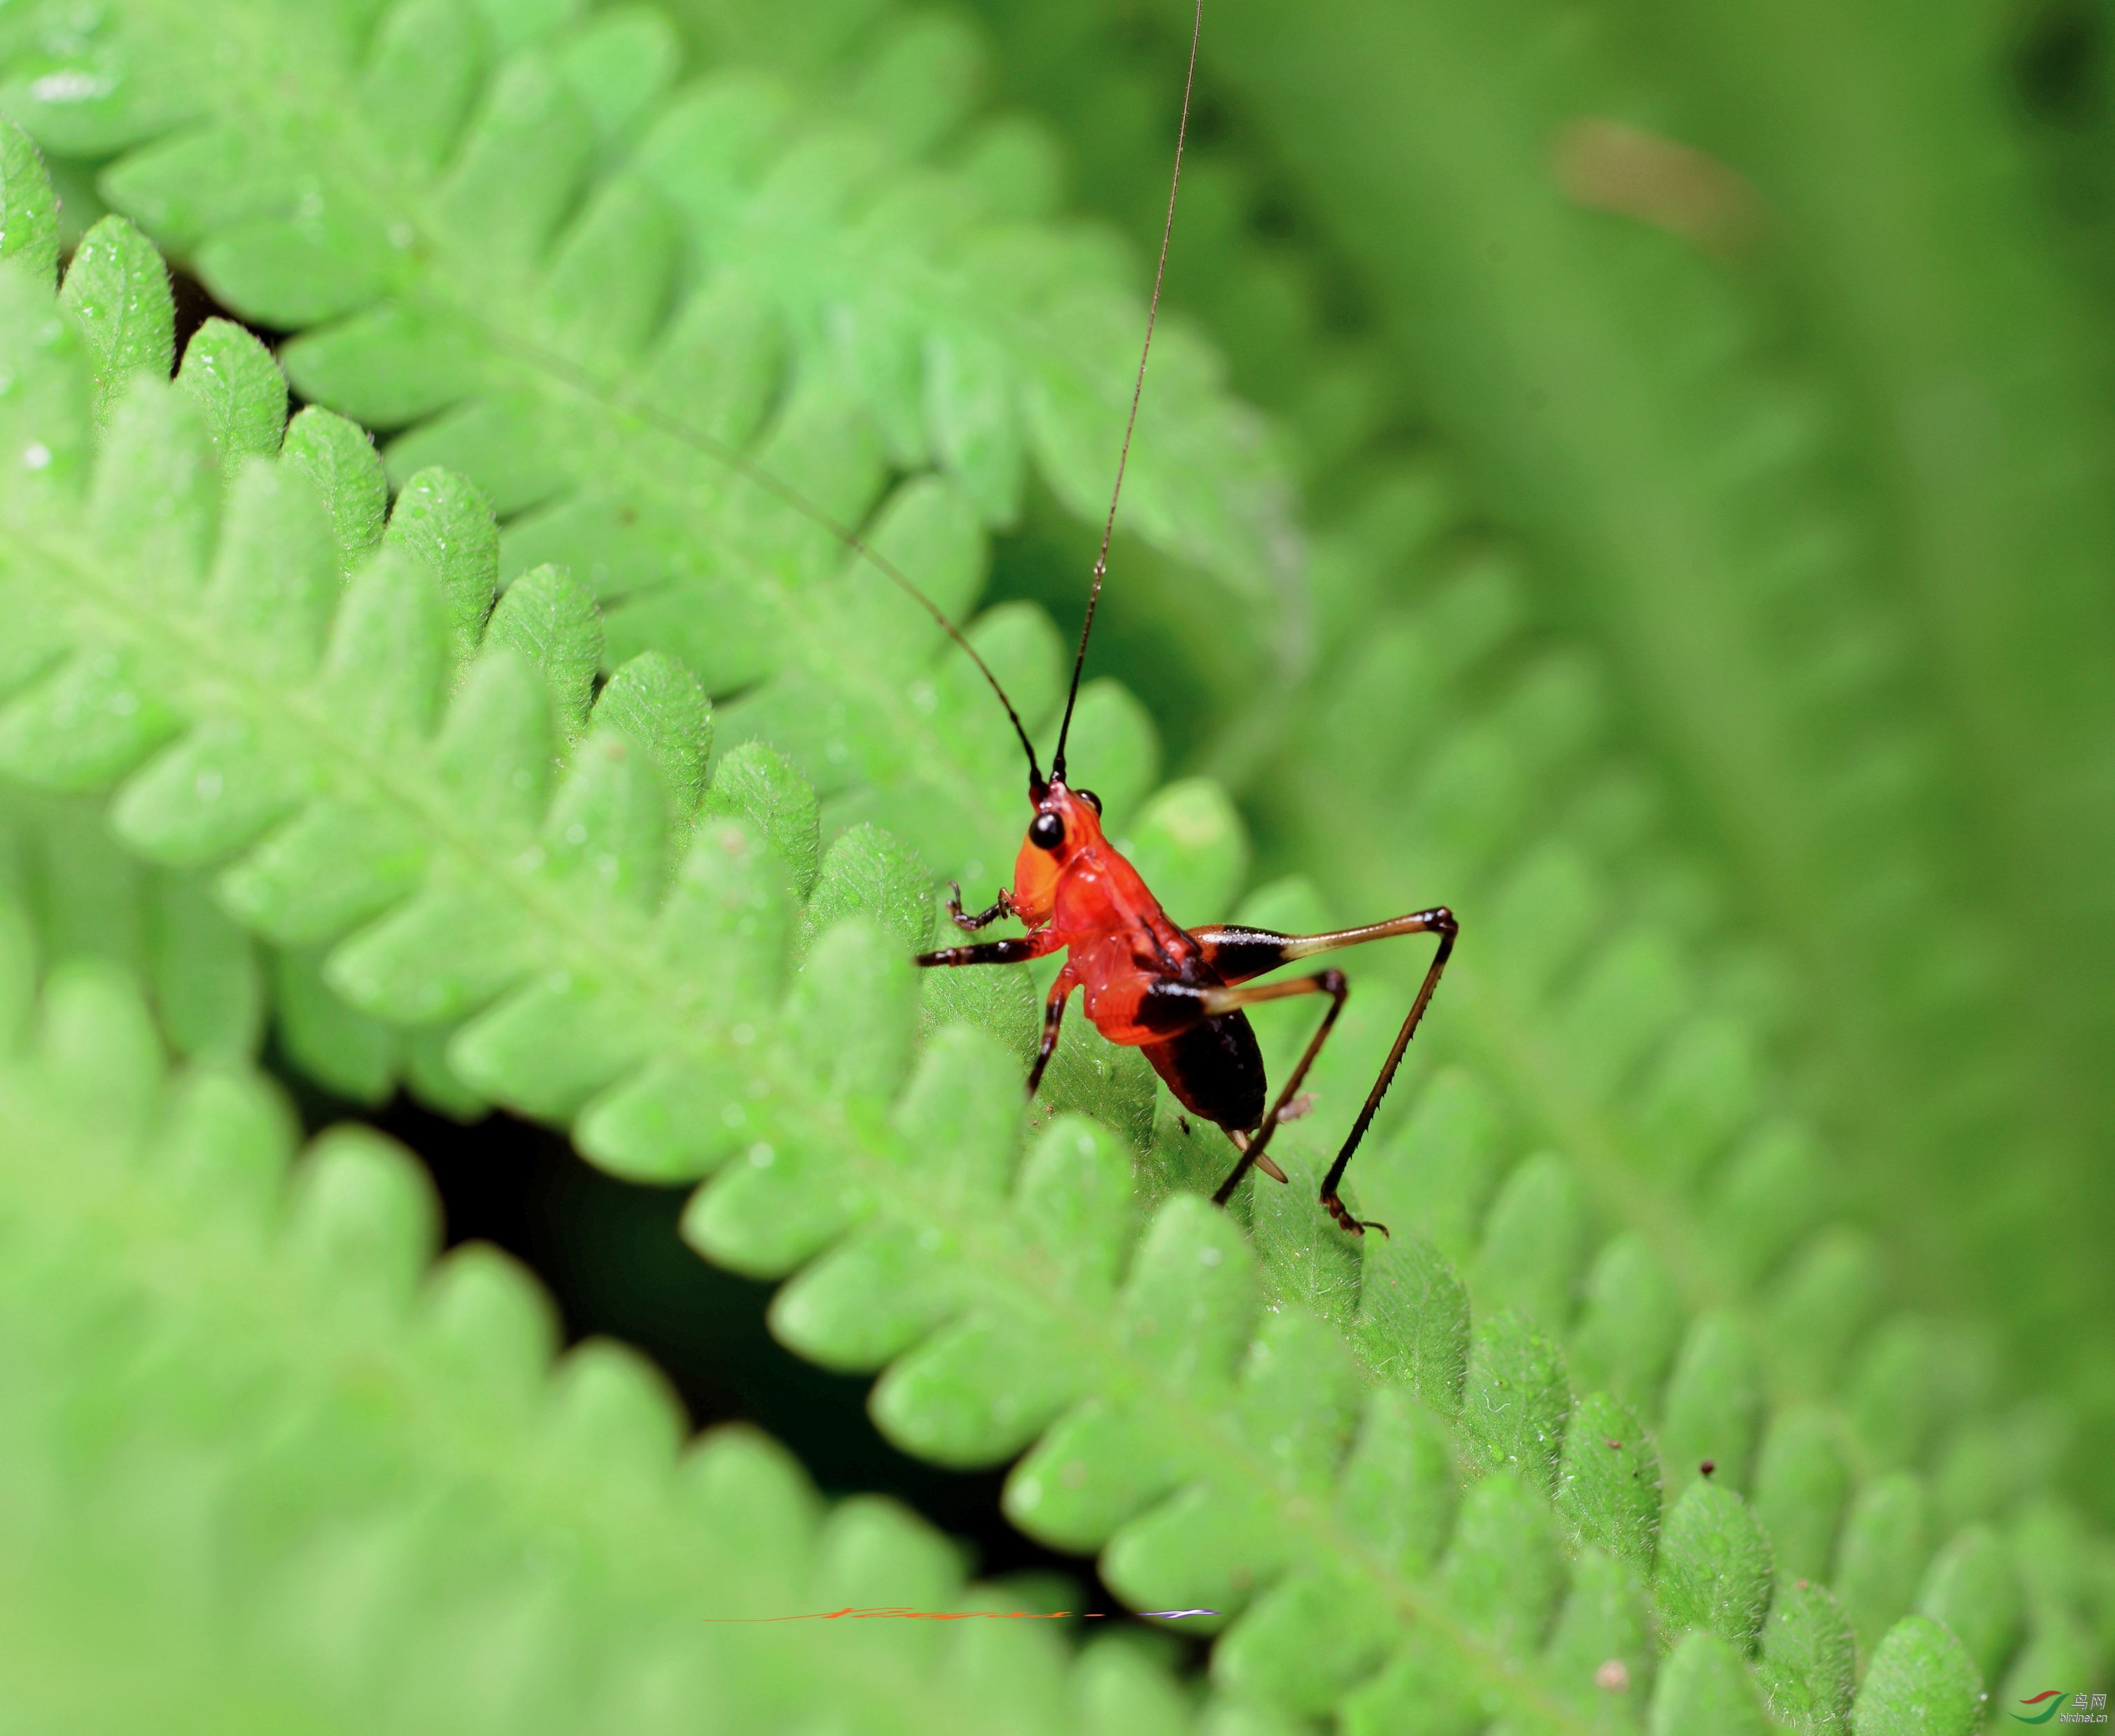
[1144, 1010, 1267, 1132]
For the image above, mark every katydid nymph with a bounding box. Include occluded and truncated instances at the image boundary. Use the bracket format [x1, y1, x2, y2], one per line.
[906, 0, 1457, 1235]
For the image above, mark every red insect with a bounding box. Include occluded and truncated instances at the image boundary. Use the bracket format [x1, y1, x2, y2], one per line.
[904, 2, 1456, 1235]
[919, 774, 1454, 1235]
[671, 4, 1455, 1231]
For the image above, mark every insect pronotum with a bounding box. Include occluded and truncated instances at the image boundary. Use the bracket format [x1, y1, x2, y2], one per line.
[662, 0, 1457, 1235]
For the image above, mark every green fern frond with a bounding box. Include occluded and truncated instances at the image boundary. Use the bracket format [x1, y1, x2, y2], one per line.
[0, 785, 267, 1061]
[0, 227, 1600, 1726]
[1239, 436, 2115, 1725]
[965, 0, 2115, 1670]
[0, 0, 1300, 740]
[1111, 0, 2115, 1371]
[973, 0, 2115, 1471]
[0, 160, 2096, 1732]
[0, 0, 2110, 1725]
[0, 915, 1225, 1734]
[951, 0, 2115, 1688]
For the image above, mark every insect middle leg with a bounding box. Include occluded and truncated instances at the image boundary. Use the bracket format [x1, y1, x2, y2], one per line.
[1193, 908, 1457, 1235]
[1026, 969, 1077, 1099]
[945, 882, 1013, 933]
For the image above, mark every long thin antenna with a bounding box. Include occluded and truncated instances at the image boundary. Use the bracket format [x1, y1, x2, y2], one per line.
[485, 333, 1046, 787]
[1050, 0, 1204, 786]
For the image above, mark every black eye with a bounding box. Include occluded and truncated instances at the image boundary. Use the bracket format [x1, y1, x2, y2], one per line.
[1077, 789, 1102, 814]
[1029, 812, 1064, 851]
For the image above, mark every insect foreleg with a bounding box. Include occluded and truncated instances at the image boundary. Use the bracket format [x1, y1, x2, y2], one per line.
[946, 881, 1013, 933]
[915, 937, 1039, 968]
[915, 937, 1072, 1103]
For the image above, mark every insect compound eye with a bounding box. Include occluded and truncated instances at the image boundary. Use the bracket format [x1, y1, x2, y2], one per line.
[1077, 789, 1103, 814]
[1029, 811, 1065, 851]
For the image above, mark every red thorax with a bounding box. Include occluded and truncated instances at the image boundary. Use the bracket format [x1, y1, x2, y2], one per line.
[1011, 779, 1204, 1045]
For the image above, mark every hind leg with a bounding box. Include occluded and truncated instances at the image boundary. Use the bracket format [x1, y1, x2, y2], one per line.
[1189, 909, 1457, 1234]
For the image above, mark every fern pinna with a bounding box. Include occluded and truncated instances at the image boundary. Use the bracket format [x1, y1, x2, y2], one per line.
[0, 0, 2109, 1728]
[978, 0, 2115, 1421]
[0, 931, 1227, 1733]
